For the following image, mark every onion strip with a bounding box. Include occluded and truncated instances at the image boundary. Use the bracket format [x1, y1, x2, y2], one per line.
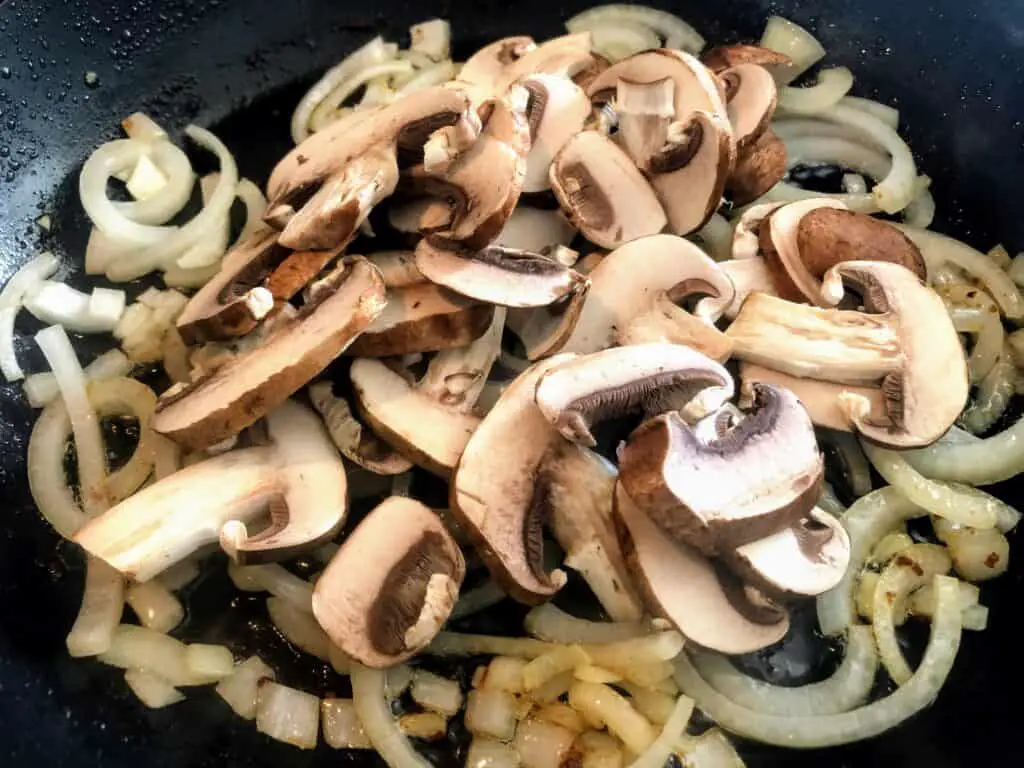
[351, 663, 432, 768]
[0, 307, 22, 381]
[961, 348, 1015, 434]
[777, 67, 854, 115]
[840, 96, 900, 129]
[66, 556, 125, 657]
[0, 251, 61, 309]
[759, 16, 825, 85]
[628, 694, 695, 768]
[525, 603, 650, 644]
[308, 61, 415, 135]
[566, 5, 706, 53]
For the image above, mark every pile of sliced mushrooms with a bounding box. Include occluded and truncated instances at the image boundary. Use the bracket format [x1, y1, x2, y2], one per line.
[12, 6, 1024, 766]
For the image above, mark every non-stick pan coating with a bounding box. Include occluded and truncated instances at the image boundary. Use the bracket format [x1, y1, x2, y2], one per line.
[1, 0, 1023, 765]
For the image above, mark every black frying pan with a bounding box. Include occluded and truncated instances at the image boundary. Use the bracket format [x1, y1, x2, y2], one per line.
[2, 0, 1023, 765]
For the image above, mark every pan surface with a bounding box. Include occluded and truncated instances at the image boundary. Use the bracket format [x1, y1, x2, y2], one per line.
[1, 0, 1023, 765]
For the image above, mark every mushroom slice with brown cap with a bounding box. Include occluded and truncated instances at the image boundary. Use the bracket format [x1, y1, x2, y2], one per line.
[450, 356, 573, 603]
[722, 507, 851, 598]
[387, 197, 455, 236]
[739, 362, 887, 433]
[616, 289, 734, 363]
[346, 282, 494, 358]
[76, 400, 347, 580]
[549, 130, 667, 249]
[415, 238, 588, 308]
[701, 44, 792, 75]
[520, 74, 591, 193]
[506, 282, 591, 361]
[731, 202, 785, 260]
[313, 496, 465, 667]
[561, 235, 735, 355]
[417, 306, 507, 412]
[152, 257, 386, 451]
[618, 384, 824, 555]
[727, 129, 788, 207]
[309, 382, 413, 475]
[614, 483, 790, 654]
[613, 77, 675, 169]
[533, 343, 735, 448]
[537, 442, 645, 621]
[457, 36, 538, 99]
[719, 63, 778, 151]
[367, 251, 426, 289]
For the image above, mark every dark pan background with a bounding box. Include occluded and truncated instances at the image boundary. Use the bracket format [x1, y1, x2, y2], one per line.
[1, 0, 1023, 765]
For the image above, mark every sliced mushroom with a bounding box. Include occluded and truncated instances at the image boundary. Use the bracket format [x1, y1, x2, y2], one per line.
[350, 357, 481, 478]
[367, 250, 427, 289]
[614, 77, 675, 169]
[561, 235, 735, 354]
[76, 400, 347, 580]
[616, 289, 734, 362]
[722, 507, 851, 598]
[309, 381, 414, 475]
[457, 34, 597, 103]
[537, 442, 645, 621]
[727, 129, 787, 206]
[709, 257, 778, 320]
[457, 36, 538, 102]
[312, 496, 465, 667]
[719, 63, 777, 151]
[450, 356, 572, 603]
[618, 384, 823, 555]
[614, 483, 790, 654]
[534, 343, 735, 447]
[731, 202, 785, 260]
[346, 282, 494, 357]
[415, 238, 588, 308]
[701, 44, 792, 75]
[508, 33, 599, 85]
[417, 306, 507, 411]
[152, 258, 386, 451]
[550, 130, 667, 249]
[506, 283, 591, 360]
[520, 74, 591, 192]
[387, 197, 455, 236]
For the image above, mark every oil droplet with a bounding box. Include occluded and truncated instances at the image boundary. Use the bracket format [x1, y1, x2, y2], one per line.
[0, 66, 11, 79]
[84, 70, 100, 88]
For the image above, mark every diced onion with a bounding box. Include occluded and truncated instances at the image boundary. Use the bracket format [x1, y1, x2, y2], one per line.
[535, 703, 586, 732]
[215, 656, 276, 720]
[525, 604, 649, 645]
[156, 557, 200, 591]
[466, 688, 519, 741]
[523, 645, 591, 691]
[266, 596, 332, 660]
[35, 325, 108, 516]
[575, 665, 623, 684]
[0, 251, 61, 309]
[677, 728, 745, 767]
[400, 712, 449, 741]
[466, 738, 521, 768]
[933, 518, 1011, 582]
[531, 671, 577, 705]
[620, 684, 676, 726]
[125, 153, 169, 202]
[66, 556, 125, 658]
[411, 669, 464, 716]
[567, 5, 706, 54]
[185, 643, 236, 680]
[124, 669, 186, 709]
[23, 281, 126, 333]
[98, 625, 192, 685]
[480, 656, 527, 693]
[351, 663, 432, 768]
[228, 562, 314, 612]
[628, 695, 694, 768]
[24, 348, 132, 408]
[322, 698, 373, 749]
[777, 67, 854, 115]
[515, 717, 577, 768]
[760, 16, 826, 85]
[126, 579, 184, 634]
[569, 681, 656, 755]
[675, 575, 963, 748]
[117, 140, 194, 225]
[256, 680, 320, 750]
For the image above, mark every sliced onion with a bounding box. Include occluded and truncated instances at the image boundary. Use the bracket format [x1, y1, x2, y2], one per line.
[125, 153, 169, 201]
[690, 625, 877, 716]
[228, 563, 314, 612]
[98, 625, 192, 684]
[569, 681, 656, 755]
[185, 643, 236, 680]
[759, 16, 825, 85]
[396, 60, 456, 96]
[291, 36, 396, 144]
[523, 645, 591, 691]
[450, 580, 507, 620]
[897, 225, 1024, 319]
[23, 281, 126, 333]
[256, 680, 320, 750]
[155, 557, 200, 591]
[124, 669, 186, 709]
[66, 556, 125, 658]
[840, 96, 900, 129]
[0, 307, 22, 381]
[757, 180, 878, 214]
[816, 487, 926, 636]
[904, 184, 936, 228]
[174, 172, 231, 269]
[410, 19, 451, 61]
[961, 350, 1015, 434]
[322, 698, 373, 749]
[116, 140, 195, 225]
[216, 656, 276, 720]
[126, 579, 185, 634]
[27, 400, 88, 537]
[236, 178, 269, 242]
[308, 61, 416, 134]
[818, 483, 846, 516]
[676, 576, 962, 748]
[567, 5, 706, 53]
[24, 349, 133, 408]
[266, 596, 331, 660]
[933, 517, 1012, 582]
[411, 670, 464, 716]
[777, 67, 854, 115]
[678, 728, 744, 767]
[772, 118, 885, 151]
[0, 251, 61, 309]
[587, 21, 662, 61]
[466, 738, 521, 768]
[351, 662, 432, 768]
[628, 694, 695, 768]
[861, 441, 1007, 528]
[36, 325, 108, 515]
[902, 413, 1024, 486]
[466, 688, 519, 741]
[525, 603, 650, 644]
[479, 657, 527, 693]
[783, 136, 892, 182]
[514, 717, 577, 767]
[841, 173, 867, 195]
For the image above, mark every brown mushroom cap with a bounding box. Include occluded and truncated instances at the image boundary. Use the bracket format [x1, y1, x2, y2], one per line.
[614, 483, 790, 654]
[727, 129, 788, 207]
[312, 496, 465, 667]
[619, 384, 824, 555]
[520, 74, 591, 193]
[346, 282, 495, 358]
[720, 63, 778, 150]
[450, 355, 573, 603]
[722, 506, 852, 598]
[701, 44, 792, 75]
[152, 257, 386, 451]
[533, 343, 735, 447]
[458, 36, 538, 100]
[731, 202, 785, 260]
[549, 130, 667, 249]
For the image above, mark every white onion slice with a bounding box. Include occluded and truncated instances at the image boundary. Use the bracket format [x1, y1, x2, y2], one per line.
[756, 181, 878, 214]
[351, 662, 432, 768]
[569, 681, 656, 755]
[759, 16, 826, 85]
[466, 738, 520, 768]
[587, 21, 662, 62]
[228, 563, 314, 612]
[410, 19, 451, 61]
[66, 556, 125, 657]
[125, 153, 169, 201]
[36, 325, 108, 516]
[122, 112, 169, 142]
[266, 596, 332, 660]
[902, 412, 1024, 486]
[186, 644, 236, 680]
[216, 656, 276, 720]
[783, 136, 892, 181]
[962, 351, 1015, 434]
[116, 140, 195, 225]
[567, 5, 706, 54]
[691, 625, 877, 716]
[308, 61, 416, 135]
[465, 688, 518, 741]
[840, 96, 900, 129]
[777, 67, 854, 115]
[396, 60, 456, 96]
[904, 183, 936, 228]
[322, 698, 373, 749]
[175, 172, 231, 269]
[628, 694, 695, 768]
[0, 307, 22, 381]
[411, 669, 464, 716]
[676, 575, 963, 748]
[514, 717, 577, 767]
[0, 251, 60, 309]
[291, 36, 396, 144]
[525, 603, 650, 644]
[256, 680, 320, 750]
[156, 556, 199, 591]
[126, 579, 184, 634]
[773, 117, 886, 151]
[24, 281, 126, 333]
[124, 669, 186, 709]
[842, 173, 868, 194]
[27, 399, 88, 537]
[816, 487, 925, 636]
[236, 178, 269, 242]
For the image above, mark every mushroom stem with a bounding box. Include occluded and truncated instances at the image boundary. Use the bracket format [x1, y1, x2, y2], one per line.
[418, 307, 507, 411]
[617, 291, 734, 363]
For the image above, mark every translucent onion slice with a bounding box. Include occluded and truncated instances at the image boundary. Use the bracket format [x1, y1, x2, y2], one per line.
[114, 140, 195, 225]
[228, 563, 314, 612]
[266, 596, 332, 660]
[629, 694, 695, 768]
[0, 307, 22, 381]
[569, 681, 656, 755]
[690, 625, 878, 716]
[676, 576, 962, 748]
[777, 67, 854, 115]
[902, 413, 1024, 486]
[816, 487, 926, 637]
[25, 349, 133, 408]
[840, 96, 900, 129]
[235, 178, 270, 242]
[396, 60, 456, 96]
[126, 579, 185, 634]
[567, 4, 706, 53]
[586, 21, 662, 62]
[124, 668, 186, 709]
[0, 251, 61, 309]
[861, 441, 1013, 529]
[256, 680, 320, 750]
[782, 136, 891, 182]
[525, 604, 650, 645]
[759, 16, 825, 85]
[961, 350, 1015, 434]
[411, 670, 464, 716]
[66, 556, 125, 657]
[23, 282, 126, 333]
[322, 698, 373, 749]
[351, 663, 432, 768]
[216, 656, 276, 720]
[308, 61, 415, 135]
